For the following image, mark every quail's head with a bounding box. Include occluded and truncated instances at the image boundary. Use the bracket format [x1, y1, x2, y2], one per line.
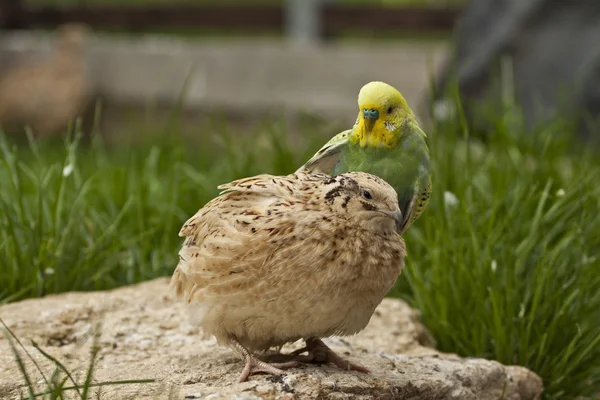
[325, 172, 403, 234]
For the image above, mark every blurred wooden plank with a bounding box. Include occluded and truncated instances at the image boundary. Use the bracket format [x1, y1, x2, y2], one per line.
[324, 4, 461, 34]
[15, 4, 462, 35]
[23, 4, 284, 32]
[0, 0, 27, 29]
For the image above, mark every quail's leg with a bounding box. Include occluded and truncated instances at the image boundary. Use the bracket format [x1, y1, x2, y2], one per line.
[291, 338, 370, 373]
[230, 340, 299, 382]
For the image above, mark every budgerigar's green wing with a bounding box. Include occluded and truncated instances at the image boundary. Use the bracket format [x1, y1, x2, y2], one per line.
[398, 175, 432, 234]
[295, 129, 351, 174]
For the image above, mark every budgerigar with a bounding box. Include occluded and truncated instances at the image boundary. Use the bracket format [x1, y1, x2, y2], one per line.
[171, 171, 406, 382]
[297, 81, 432, 234]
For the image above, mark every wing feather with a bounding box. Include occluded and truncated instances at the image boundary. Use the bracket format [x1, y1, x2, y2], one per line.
[217, 173, 299, 198]
[295, 129, 351, 174]
[171, 173, 319, 304]
[397, 176, 432, 234]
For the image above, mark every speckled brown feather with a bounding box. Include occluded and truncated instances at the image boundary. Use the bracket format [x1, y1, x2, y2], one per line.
[171, 171, 406, 352]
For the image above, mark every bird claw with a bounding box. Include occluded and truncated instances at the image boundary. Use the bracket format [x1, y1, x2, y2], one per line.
[231, 339, 299, 382]
[291, 339, 370, 373]
[231, 338, 369, 382]
[238, 356, 299, 383]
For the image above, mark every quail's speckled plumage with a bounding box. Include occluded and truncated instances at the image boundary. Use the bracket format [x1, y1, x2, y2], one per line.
[0, 23, 91, 137]
[171, 171, 406, 382]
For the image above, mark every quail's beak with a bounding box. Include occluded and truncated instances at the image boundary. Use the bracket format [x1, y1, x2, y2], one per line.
[382, 209, 404, 234]
[363, 108, 379, 134]
[392, 209, 404, 233]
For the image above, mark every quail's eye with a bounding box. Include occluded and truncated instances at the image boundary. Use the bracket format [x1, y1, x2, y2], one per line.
[362, 190, 373, 200]
[387, 106, 394, 115]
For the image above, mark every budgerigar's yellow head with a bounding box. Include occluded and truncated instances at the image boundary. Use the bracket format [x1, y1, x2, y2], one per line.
[351, 81, 415, 148]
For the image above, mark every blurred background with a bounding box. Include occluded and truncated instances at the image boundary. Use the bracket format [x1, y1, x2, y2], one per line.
[0, 0, 457, 140]
[1, 1, 599, 398]
[2, 0, 600, 139]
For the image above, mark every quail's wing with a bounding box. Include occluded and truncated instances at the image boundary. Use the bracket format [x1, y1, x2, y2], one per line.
[177, 174, 300, 238]
[295, 129, 351, 174]
[216, 173, 310, 198]
[171, 174, 315, 303]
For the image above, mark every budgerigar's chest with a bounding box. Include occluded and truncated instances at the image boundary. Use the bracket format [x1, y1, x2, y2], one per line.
[333, 142, 424, 194]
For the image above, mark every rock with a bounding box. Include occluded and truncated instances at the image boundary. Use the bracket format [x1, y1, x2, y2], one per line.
[0, 278, 543, 399]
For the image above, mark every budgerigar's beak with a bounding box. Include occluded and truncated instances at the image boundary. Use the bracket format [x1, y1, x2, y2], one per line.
[363, 109, 379, 134]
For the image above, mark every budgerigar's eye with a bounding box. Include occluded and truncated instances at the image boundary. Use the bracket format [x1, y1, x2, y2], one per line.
[362, 190, 373, 200]
[387, 106, 394, 115]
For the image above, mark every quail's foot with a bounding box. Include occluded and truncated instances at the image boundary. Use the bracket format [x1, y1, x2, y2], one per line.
[291, 338, 370, 373]
[231, 340, 299, 382]
[238, 356, 299, 383]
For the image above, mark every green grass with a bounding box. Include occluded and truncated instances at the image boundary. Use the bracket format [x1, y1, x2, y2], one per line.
[0, 115, 316, 302]
[1, 317, 155, 399]
[1, 97, 599, 399]
[399, 104, 600, 398]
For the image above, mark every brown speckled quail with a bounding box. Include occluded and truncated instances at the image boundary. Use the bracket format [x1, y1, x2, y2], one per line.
[171, 171, 406, 382]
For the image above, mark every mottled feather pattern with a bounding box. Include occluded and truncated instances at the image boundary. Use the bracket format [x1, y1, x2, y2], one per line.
[410, 182, 432, 227]
[171, 171, 406, 352]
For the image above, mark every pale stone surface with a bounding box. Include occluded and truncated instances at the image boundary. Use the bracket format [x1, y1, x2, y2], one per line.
[0, 278, 543, 399]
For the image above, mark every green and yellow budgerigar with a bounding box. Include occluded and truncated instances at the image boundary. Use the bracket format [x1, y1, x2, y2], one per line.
[296, 81, 432, 234]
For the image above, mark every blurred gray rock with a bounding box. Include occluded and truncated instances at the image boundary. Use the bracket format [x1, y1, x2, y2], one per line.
[434, 0, 600, 137]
